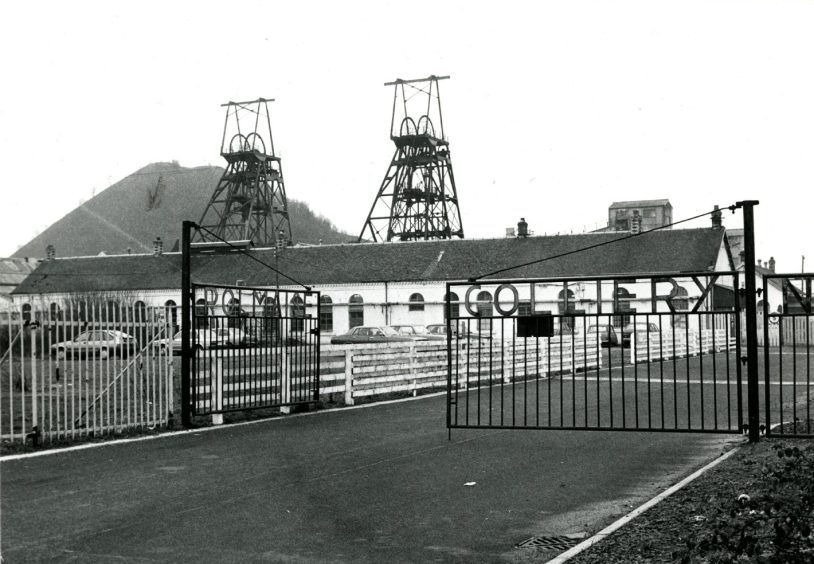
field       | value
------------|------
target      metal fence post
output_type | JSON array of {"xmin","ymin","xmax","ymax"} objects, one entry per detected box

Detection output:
[
  {"xmin": 181, "ymin": 220, "xmax": 193, "ymax": 427},
  {"xmin": 740, "ymin": 200, "xmax": 761, "ymax": 442},
  {"xmin": 344, "ymin": 348, "xmax": 354, "ymax": 406},
  {"xmin": 212, "ymin": 355, "xmax": 223, "ymax": 425}
]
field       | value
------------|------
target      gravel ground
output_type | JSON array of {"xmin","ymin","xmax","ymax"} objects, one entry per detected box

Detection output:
[{"xmin": 568, "ymin": 435, "xmax": 814, "ymax": 563}]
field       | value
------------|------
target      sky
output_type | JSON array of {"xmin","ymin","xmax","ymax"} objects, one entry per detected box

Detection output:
[{"xmin": 2, "ymin": 0, "xmax": 813, "ymax": 273}]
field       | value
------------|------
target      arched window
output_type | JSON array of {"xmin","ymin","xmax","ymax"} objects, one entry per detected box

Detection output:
[
  {"xmin": 134, "ymin": 300, "xmax": 147, "ymax": 322},
  {"xmin": 21, "ymin": 303, "xmax": 31, "ymax": 324},
  {"xmin": 290, "ymin": 295, "xmax": 305, "ymax": 332},
  {"xmin": 194, "ymin": 299, "xmax": 208, "ymax": 329},
  {"xmin": 105, "ymin": 300, "xmax": 120, "ymax": 322},
  {"xmin": 557, "ymin": 289, "xmax": 576, "ymax": 313},
  {"xmin": 262, "ymin": 296, "xmax": 280, "ymax": 341},
  {"xmin": 49, "ymin": 302, "xmax": 61, "ymax": 321},
  {"xmin": 612, "ymin": 288, "xmax": 632, "ymax": 327},
  {"xmin": 476, "ymin": 291, "xmax": 493, "ymax": 332},
  {"xmin": 349, "ymin": 294, "xmax": 364, "ymax": 329},
  {"xmin": 319, "ymin": 295, "xmax": 333, "ymax": 333},
  {"xmin": 226, "ymin": 298, "xmax": 242, "ymax": 328},
  {"xmin": 409, "ymin": 293, "xmax": 425, "ymax": 312},
  {"xmin": 165, "ymin": 300, "xmax": 178, "ymax": 329},
  {"xmin": 674, "ymin": 287, "xmax": 689, "ymax": 311},
  {"xmin": 76, "ymin": 300, "xmax": 88, "ymax": 322},
  {"xmin": 445, "ymin": 292, "xmax": 460, "ymax": 320},
  {"xmin": 671, "ymin": 287, "xmax": 689, "ymax": 330},
  {"xmin": 558, "ymin": 288, "xmax": 577, "ymax": 332}
]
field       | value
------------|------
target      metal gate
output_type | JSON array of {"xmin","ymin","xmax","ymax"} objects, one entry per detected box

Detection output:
[
  {"xmin": 763, "ymin": 273, "xmax": 813, "ymax": 437},
  {"xmin": 1, "ymin": 302, "xmax": 174, "ymax": 446},
  {"xmin": 187, "ymin": 283, "xmax": 320, "ymax": 417},
  {"xmin": 446, "ymin": 272, "xmax": 745, "ymax": 434}
]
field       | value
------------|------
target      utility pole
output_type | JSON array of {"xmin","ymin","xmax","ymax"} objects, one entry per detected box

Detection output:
[{"xmin": 739, "ymin": 200, "xmax": 760, "ymax": 442}]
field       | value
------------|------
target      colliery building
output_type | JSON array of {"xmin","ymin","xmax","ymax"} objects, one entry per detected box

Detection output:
[{"xmin": 12, "ymin": 222, "xmax": 735, "ymax": 337}]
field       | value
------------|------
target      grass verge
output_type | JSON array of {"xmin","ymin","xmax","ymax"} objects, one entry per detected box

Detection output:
[{"xmin": 568, "ymin": 437, "xmax": 814, "ymax": 563}]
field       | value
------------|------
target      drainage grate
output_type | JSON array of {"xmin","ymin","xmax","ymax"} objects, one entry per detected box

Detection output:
[{"xmin": 515, "ymin": 533, "xmax": 588, "ymax": 550}]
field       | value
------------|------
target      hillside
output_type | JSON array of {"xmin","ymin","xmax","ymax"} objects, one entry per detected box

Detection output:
[{"xmin": 13, "ymin": 162, "xmax": 354, "ymax": 258}]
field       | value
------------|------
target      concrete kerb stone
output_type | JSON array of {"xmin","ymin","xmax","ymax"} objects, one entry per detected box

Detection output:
[{"xmin": 546, "ymin": 442, "xmax": 743, "ymax": 563}]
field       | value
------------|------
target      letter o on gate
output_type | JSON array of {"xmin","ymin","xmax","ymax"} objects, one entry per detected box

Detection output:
[
  {"xmin": 464, "ymin": 285, "xmax": 481, "ymax": 316},
  {"xmin": 221, "ymin": 289, "xmax": 236, "ymax": 316},
  {"xmin": 494, "ymin": 283, "xmax": 519, "ymax": 316}
]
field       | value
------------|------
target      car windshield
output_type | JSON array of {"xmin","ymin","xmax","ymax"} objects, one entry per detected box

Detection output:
[
  {"xmin": 411, "ymin": 326, "xmax": 430, "ymax": 335},
  {"xmin": 380, "ymin": 326, "xmax": 399, "ymax": 336}
]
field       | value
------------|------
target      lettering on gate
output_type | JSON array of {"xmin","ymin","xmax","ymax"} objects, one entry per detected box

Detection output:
[
  {"xmin": 458, "ymin": 275, "xmax": 727, "ymax": 318},
  {"xmin": 197, "ymin": 286, "xmax": 309, "ymax": 316}
]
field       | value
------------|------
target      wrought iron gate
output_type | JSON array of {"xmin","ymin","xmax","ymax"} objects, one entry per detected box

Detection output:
[
  {"xmin": 446, "ymin": 272, "xmax": 745, "ymax": 433},
  {"xmin": 187, "ymin": 283, "xmax": 320, "ymax": 417},
  {"xmin": 763, "ymin": 273, "xmax": 813, "ymax": 437}
]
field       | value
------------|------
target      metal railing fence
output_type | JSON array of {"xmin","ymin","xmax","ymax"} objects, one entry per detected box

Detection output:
[{"xmin": 1, "ymin": 303, "xmax": 175, "ymax": 447}]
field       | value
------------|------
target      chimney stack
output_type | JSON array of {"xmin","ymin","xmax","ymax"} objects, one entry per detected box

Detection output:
[
  {"xmin": 768, "ymin": 257, "xmax": 775, "ymax": 272},
  {"xmin": 153, "ymin": 237, "xmax": 163, "ymax": 256},
  {"xmin": 757, "ymin": 258, "xmax": 762, "ymax": 268},
  {"xmin": 517, "ymin": 218, "xmax": 528, "ymax": 238},
  {"xmin": 630, "ymin": 211, "xmax": 642, "ymax": 234},
  {"xmin": 45, "ymin": 244, "xmax": 55, "ymax": 261},
  {"xmin": 711, "ymin": 205, "xmax": 722, "ymax": 228},
  {"xmin": 276, "ymin": 230, "xmax": 287, "ymax": 249}
]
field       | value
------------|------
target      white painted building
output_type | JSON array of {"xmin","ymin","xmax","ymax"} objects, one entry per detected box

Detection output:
[{"xmin": 13, "ymin": 225, "xmax": 736, "ymax": 337}]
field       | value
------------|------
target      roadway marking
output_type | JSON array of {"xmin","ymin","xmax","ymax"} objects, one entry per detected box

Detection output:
[{"xmin": 545, "ymin": 377, "xmax": 807, "ymax": 386}]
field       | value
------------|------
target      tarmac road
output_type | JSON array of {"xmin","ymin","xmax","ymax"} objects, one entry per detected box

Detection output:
[{"xmin": 2, "ymin": 391, "xmax": 738, "ymax": 563}]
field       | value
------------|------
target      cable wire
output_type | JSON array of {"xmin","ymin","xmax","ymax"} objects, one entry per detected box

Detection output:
[
  {"xmin": 469, "ymin": 204, "xmax": 741, "ymax": 282},
  {"xmin": 195, "ymin": 225, "xmax": 311, "ymax": 291}
]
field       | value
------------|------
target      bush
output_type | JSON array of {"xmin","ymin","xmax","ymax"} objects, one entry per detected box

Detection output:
[{"xmin": 679, "ymin": 443, "xmax": 814, "ymax": 563}]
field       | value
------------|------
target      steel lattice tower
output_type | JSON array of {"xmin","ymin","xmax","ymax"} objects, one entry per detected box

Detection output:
[
  {"xmin": 359, "ymin": 76, "xmax": 464, "ymax": 242},
  {"xmin": 196, "ymin": 98, "xmax": 291, "ymax": 246}
]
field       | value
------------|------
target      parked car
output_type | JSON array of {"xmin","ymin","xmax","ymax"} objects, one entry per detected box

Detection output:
[
  {"xmin": 426, "ymin": 323, "xmax": 492, "ymax": 342},
  {"xmin": 426, "ymin": 324, "xmax": 451, "ymax": 337},
  {"xmin": 51, "ymin": 330, "xmax": 138, "ymax": 359},
  {"xmin": 621, "ymin": 321, "xmax": 662, "ymax": 348},
  {"xmin": 586, "ymin": 324, "xmax": 620, "ymax": 347},
  {"xmin": 212, "ymin": 327, "xmax": 248, "ymax": 347},
  {"xmin": 389, "ymin": 325, "xmax": 445, "ymax": 341},
  {"xmin": 154, "ymin": 329, "xmax": 232, "ymax": 355},
  {"xmin": 330, "ymin": 326, "xmax": 415, "ymax": 345}
]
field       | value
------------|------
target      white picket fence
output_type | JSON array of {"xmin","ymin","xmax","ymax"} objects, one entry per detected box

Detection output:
[
  {"xmin": 630, "ymin": 329, "xmax": 738, "ymax": 363},
  {"xmin": 4, "ymin": 309, "xmax": 604, "ymax": 445},
  {"xmin": 1, "ymin": 304, "xmax": 175, "ymax": 446},
  {"xmin": 320, "ymin": 337, "xmax": 602, "ymax": 405},
  {"xmin": 756, "ymin": 316, "xmax": 814, "ymax": 347}
]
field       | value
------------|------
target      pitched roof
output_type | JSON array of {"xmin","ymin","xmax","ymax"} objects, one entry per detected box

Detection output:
[
  {"xmin": 13, "ymin": 228, "xmax": 728, "ymax": 295},
  {"xmin": 0, "ymin": 258, "xmax": 39, "ymax": 293},
  {"xmin": 738, "ymin": 263, "xmax": 784, "ymax": 291},
  {"xmin": 609, "ymin": 199, "xmax": 672, "ymax": 209}
]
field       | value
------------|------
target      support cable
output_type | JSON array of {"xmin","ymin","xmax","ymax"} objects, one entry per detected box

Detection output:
[
  {"xmin": 195, "ymin": 224, "xmax": 311, "ymax": 291},
  {"xmin": 469, "ymin": 203, "xmax": 742, "ymax": 282}
]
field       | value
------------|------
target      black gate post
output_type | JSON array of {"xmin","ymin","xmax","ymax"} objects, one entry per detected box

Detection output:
[
  {"xmin": 740, "ymin": 200, "xmax": 761, "ymax": 442},
  {"xmin": 181, "ymin": 220, "xmax": 194, "ymax": 428}
]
